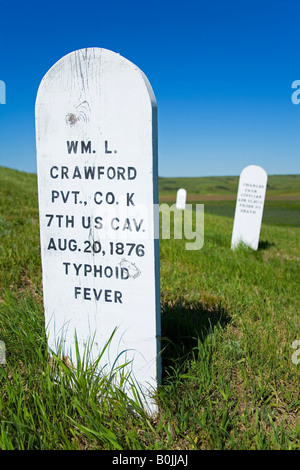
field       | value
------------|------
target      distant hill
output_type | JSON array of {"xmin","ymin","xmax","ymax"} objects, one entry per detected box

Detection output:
[{"xmin": 159, "ymin": 174, "xmax": 300, "ymax": 201}]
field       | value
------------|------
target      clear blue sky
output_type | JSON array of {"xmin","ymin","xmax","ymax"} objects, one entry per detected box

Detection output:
[{"xmin": 0, "ymin": 0, "xmax": 300, "ymax": 177}]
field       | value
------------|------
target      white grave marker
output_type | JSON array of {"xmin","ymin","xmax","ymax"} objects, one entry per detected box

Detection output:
[
  {"xmin": 35, "ymin": 48, "xmax": 161, "ymax": 412},
  {"xmin": 0, "ymin": 340, "xmax": 5, "ymax": 364},
  {"xmin": 176, "ymin": 188, "xmax": 187, "ymax": 210},
  {"xmin": 231, "ymin": 165, "xmax": 267, "ymax": 250}
]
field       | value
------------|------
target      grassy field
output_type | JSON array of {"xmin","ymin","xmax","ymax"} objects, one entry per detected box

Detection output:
[
  {"xmin": 0, "ymin": 166, "xmax": 299, "ymax": 450},
  {"xmin": 159, "ymin": 174, "xmax": 300, "ymax": 199},
  {"xmin": 159, "ymin": 174, "xmax": 300, "ymax": 228}
]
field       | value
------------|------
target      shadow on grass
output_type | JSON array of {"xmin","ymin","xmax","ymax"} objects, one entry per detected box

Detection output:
[
  {"xmin": 258, "ymin": 240, "xmax": 275, "ymax": 250},
  {"xmin": 160, "ymin": 299, "xmax": 231, "ymax": 378}
]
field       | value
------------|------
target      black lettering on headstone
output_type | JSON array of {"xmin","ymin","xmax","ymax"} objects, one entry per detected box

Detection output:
[{"xmin": 67, "ymin": 141, "xmax": 78, "ymax": 154}]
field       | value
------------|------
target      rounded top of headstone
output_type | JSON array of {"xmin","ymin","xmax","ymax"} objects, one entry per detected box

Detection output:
[
  {"xmin": 36, "ymin": 47, "xmax": 156, "ymax": 109},
  {"xmin": 240, "ymin": 164, "xmax": 268, "ymax": 180}
]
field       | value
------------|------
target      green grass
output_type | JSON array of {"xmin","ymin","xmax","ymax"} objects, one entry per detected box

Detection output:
[
  {"xmin": 199, "ymin": 200, "xmax": 300, "ymax": 227},
  {"xmin": 159, "ymin": 174, "xmax": 300, "ymax": 198},
  {"xmin": 0, "ymin": 166, "xmax": 299, "ymax": 450},
  {"xmin": 159, "ymin": 173, "xmax": 300, "ymax": 228}
]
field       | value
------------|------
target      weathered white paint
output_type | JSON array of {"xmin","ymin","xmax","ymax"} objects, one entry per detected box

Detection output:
[
  {"xmin": 176, "ymin": 188, "xmax": 187, "ymax": 210},
  {"xmin": 231, "ymin": 165, "xmax": 267, "ymax": 250},
  {"xmin": 35, "ymin": 48, "xmax": 161, "ymax": 413}
]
